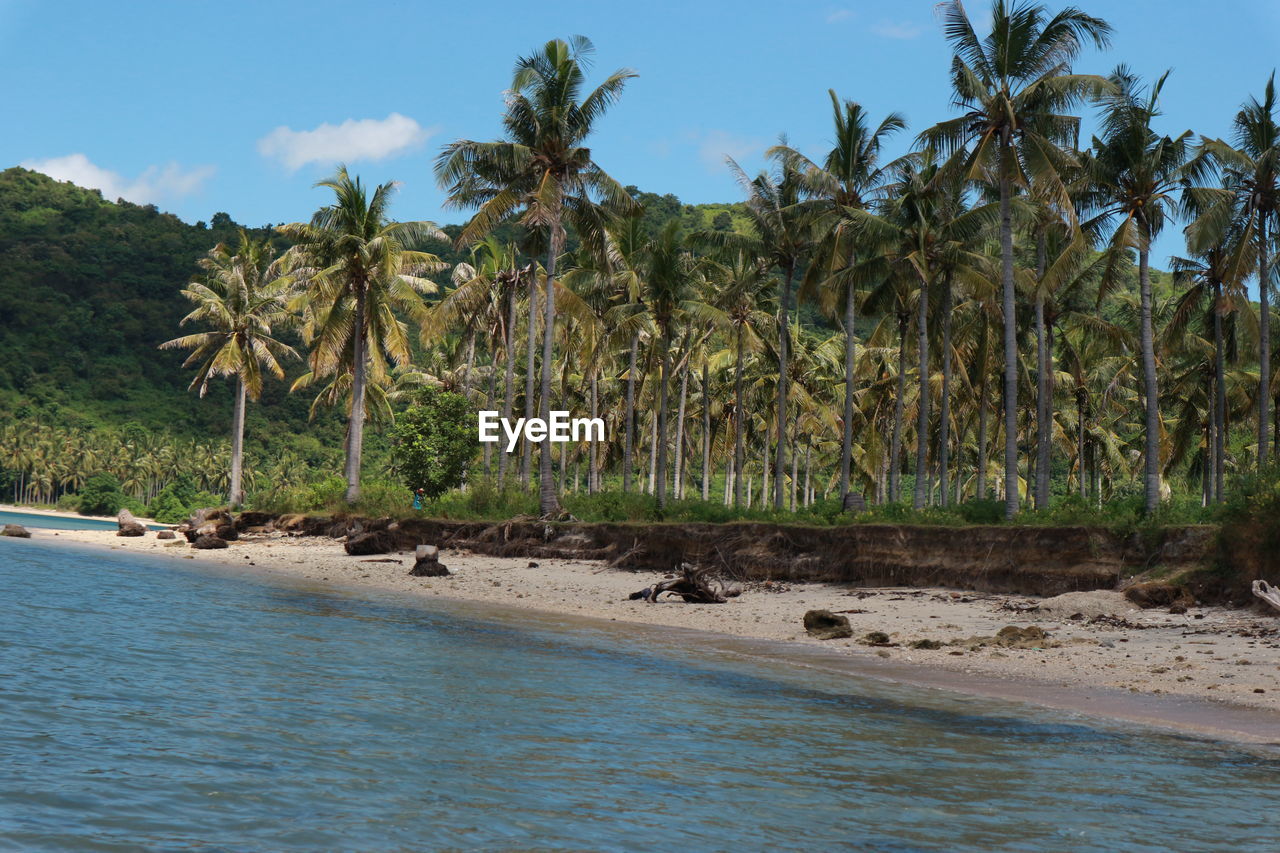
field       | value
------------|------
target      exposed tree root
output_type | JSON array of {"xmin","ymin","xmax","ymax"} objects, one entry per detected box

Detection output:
[{"xmin": 631, "ymin": 565, "xmax": 742, "ymax": 604}]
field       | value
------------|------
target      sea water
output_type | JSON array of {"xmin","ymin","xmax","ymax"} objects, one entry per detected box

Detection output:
[
  {"xmin": 1, "ymin": 538, "xmax": 1277, "ymax": 851},
  {"xmin": 0, "ymin": 509, "xmax": 161, "ymax": 532}
]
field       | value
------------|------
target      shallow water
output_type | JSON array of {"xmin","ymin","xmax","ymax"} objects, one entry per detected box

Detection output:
[
  {"xmin": 2, "ymin": 539, "xmax": 1277, "ymax": 851},
  {"xmin": 0, "ymin": 509, "xmax": 159, "ymax": 532}
]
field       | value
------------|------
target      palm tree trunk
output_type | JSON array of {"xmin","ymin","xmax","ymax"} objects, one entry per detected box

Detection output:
[
  {"xmin": 999, "ymin": 152, "xmax": 1019, "ymax": 519},
  {"xmin": 344, "ymin": 284, "xmax": 368, "ymax": 504},
  {"xmin": 734, "ymin": 326, "xmax": 745, "ymax": 509},
  {"xmin": 1139, "ymin": 245, "xmax": 1160, "ymax": 514},
  {"xmin": 499, "ymin": 279, "xmax": 518, "ymax": 486},
  {"xmin": 890, "ymin": 312, "xmax": 908, "ymax": 502},
  {"xmin": 655, "ymin": 328, "xmax": 671, "ymax": 509},
  {"xmin": 673, "ymin": 347, "xmax": 690, "ymax": 501},
  {"xmin": 977, "ymin": 316, "xmax": 990, "ymax": 500},
  {"xmin": 538, "ymin": 230, "xmax": 561, "ymax": 516},
  {"xmin": 1034, "ymin": 295, "xmax": 1051, "ymax": 510},
  {"xmin": 1259, "ymin": 219, "xmax": 1272, "ymax": 464},
  {"xmin": 1034, "ymin": 234, "xmax": 1050, "ymax": 511},
  {"xmin": 483, "ymin": 363, "xmax": 498, "ymax": 479},
  {"xmin": 229, "ymin": 375, "xmax": 246, "ymax": 507},
  {"xmin": 1203, "ymin": 404, "xmax": 1213, "ymax": 507},
  {"xmin": 1214, "ymin": 280, "xmax": 1226, "ymax": 503},
  {"xmin": 589, "ymin": 371, "xmax": 599, "ymax": 494},
  {"xmin": 623, "ymin": 333, "xmax": 639, "ymax": 493},
  {"xmin": 913, "ymin": 273, "xmax": 930, "ymax": 511},
  {"xmin": 1077, "ymin": 390, "xmax": 1087, "ymax": 500},
  {"xmin": 461, "ymin": 328, "xmax": 476, "ymax": 397},
  {"xmin": 701, "ymin": 361, "xmax": 712, "ymax": 502},
  {"xmin": 648, "ymin": 410, "xmax": 658, "ymax": 495},
  {"xmin": 789, "ymin": 423, "xmax": 799, "ymax": 511},
  {"xmin": 774, "ymin": 262, "xmax": 795, "ymax": 509},
  {"xmin": 522, "ymin": 272, "xmax": 539, "ymax": 489},
  {"xmin": 839, "ymin": 273, "xmax": 857, "ymax": 503},
  {"xmin": 938, "ymin": 273, "xmax": 953, "ymax": 507}
]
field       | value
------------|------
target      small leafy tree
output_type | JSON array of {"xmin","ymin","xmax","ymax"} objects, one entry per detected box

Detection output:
[
  {"xmin": 79, "ymin": 473, "xmax": 126, "ymax": 516},
  {"xmin": 390, "ymin": 389, "xmax": 476, "ymax": 500}
]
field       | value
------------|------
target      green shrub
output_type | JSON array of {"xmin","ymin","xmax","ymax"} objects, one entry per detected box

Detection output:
[
  {"xmin": 564, "ymin": 490, "xmax": 658, "ymax": 522},
  {"xmin": 955, "ymin": 499, "xmax": 1006, "ymax": 524},
  {"xmin": 55, "ymin": 493, "xmax": 81, "ymax": 512},
  {"xmin": 389, "ymin": 389, "xmax": 475, "ymax": 499},
  {"xmin": 78, "ymin": 473, "xmax": 126, "ymax": 516}
]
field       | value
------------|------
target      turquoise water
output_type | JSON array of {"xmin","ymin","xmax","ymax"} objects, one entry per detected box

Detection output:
[
  {"xmin": 2, "ymin": 539, "xmax": 1278, "ymax": 851},
  {"xmin": 0, "ymin": 509, "xmax": 160, "ymax": 532}
]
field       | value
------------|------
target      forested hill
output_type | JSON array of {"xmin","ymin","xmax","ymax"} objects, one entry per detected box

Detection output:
[
  {"xmin": 0, "ymin": 168, "xmax": 751, "ymax": 438},
  {"xmin": 0, "ymin": 167, "xmax": 278, "ymax": 430}
]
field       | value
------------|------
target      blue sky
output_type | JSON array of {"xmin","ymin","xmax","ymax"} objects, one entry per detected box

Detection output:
[{"xmin": 3, "ymin": 0, "xmax": 1278, "ymax": 267}]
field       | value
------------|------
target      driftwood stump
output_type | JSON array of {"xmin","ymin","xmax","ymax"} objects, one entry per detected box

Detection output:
[
  {"xmin": 1252, "ymin": 580, "xmax": 1280, "ymax": 614},
  {"xmin": 643, "ymin": 565, "xmax": 739, "ymax": 604}
]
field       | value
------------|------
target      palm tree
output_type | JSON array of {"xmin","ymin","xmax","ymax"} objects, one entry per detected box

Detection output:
[
  {"xmin": 707, "ymin": 252, "xmax": 774, "ymax": 508},
  {"xmin": 279, "ymin": 167, "xmax": 445, "ymax": 503},
  {"xmin": 772, "ymin": 92, "xmax": 905, "ymax": 506},
  {"xmin": 1191, "ymin": 74, "xmax": 1280, "ymax": 464},
  {"xmin": 436, "ymin": 35, "xmax": 638, "ymax": 516},
  {"xmin": 723, "ymin": 154, "xmax": 811, "ymax": 509},
  {"xmin": 161, "ymin": 230, "xmax": 297, "ymax": 506},
  {"xmin": 923, "ymin": 0, "xmax": 1112, "ymax": 518},
  {"xmin": 1169, "ymin": 216, "xmax": 1253, "ymax": 501},
  {"xmin": 1089, "ymin": 67, "xmax": 1191, "ymax": 513}
]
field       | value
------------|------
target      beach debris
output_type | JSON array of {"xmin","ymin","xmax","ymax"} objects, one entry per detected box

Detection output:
[
  {"xmin": 645, "ymin": 564, "xmax": 737, "ymax": 604},
  {"xmin": 995, "ymin": 625, "xmax": 1049, "ymax": 648},
  {"xmin": 802, "ymin": 610, "xmax": 853, "ymax": 640},
  {"xmin": 909, "ymin": 639, "xmax": 944, "ymax": 650},
  {"xmin": 998, "ymin": 599, "xmax": 1041, "ymax": 613},
  {"xmin": 410, "ymin": 543, "xmax": 450, "ymax": 577},
  {"xmin": 345, "ymin": 530, "xmax": 394, "ymax": 556},
  {"xmin": 116, "ymin": 509, "xmax": 146, "ymax": 537},
  {"xmin": 192, "ymin": 535, "xmax": 228, "ymax": 550},
  {"xmin": 1252, "ymin": 580, "xmax": 1280, "ymax": 615},
  {"xmin": 1036, "ymin": 590, "xmax": 1136, "ymax": 620},
  {"xmin": 1125, "ymin": 582, "xmax": 1195, "ymax": 610},
  {"xmin": 156, "ymin": 530, "xmax": 176, "ymax": 540},
  {"xmin": 861, "ymin": 631, "xmax": 892, "ymax": 646},
  {"xmin": 1, "ymin": 524, "xmax": 31, "ymax": 538}
]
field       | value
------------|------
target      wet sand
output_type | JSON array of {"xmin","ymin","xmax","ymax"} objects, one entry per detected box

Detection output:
[{"xmin": 14, "ymin": 522, "xmax": 1280, "ymax": 742}]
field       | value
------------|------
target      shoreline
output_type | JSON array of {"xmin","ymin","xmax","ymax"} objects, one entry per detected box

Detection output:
[
  {"xmin": 13, "ymin": 525, "xmax": 1280, "ymax": 745},
  {"xmin": 0, "ymin": 504, "xmax": 158, "ymax": 525}
]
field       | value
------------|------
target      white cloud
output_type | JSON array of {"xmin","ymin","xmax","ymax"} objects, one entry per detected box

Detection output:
[
  {"xmin": 695, "ymin": 130, "xmax": 767, "ymax": 173},
  {"xmin": 826, "ymin": 8, "xmax": 853, "ymax": 23},
  {"xmin": 872, "ymin": 19, "xmax": 922, "ymax": 39},
  {"xmin": 257, "ymin": 113, "xmax": 432, "ymax": 171},
  {"xmin": 20, "ymin": 153, "xmax": 214, "ymax": 204}
]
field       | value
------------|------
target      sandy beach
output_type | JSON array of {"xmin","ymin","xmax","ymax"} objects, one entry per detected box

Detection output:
[{"xmin": 11, "ymin": 514, "xmax": 1279, "ymax": 733}]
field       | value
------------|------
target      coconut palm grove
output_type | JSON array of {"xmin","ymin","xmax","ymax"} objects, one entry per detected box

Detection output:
[{"xmin": 3, "ymin": 1, "xmax": 1280, "ymax": 528}]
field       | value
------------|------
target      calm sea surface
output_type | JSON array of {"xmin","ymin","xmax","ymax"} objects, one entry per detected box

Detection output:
[
  {"xmin": 0, "ymin": 509, "xmax": 161, "ymax": 532},
  {"xmin": 2, "ymin": 538, "xmax": 1278, "ymax": 851}
]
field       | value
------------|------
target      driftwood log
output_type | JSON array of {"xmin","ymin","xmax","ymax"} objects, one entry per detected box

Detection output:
[
  {"xmin": 636, "ymin": 565, "xmax": 740, "ymax": 604},
  {"xmin": 1252, "ymin": 580, "xmax": 1280, "ymax": 614}
]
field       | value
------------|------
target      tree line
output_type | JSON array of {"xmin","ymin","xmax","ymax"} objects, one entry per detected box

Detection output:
[{"xmin": 13, "ymin": 0, "xmax": 1277, "ymax": 522}]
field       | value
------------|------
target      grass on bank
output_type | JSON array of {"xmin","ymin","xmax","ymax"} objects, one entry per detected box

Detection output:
[
  {"xmin": 43, "ymin": 467, "xmax": 1278, "ymax": 539},
  {"xmin": 242, "ymin": 473, "xmax": 1253, "ymax": 534}
]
